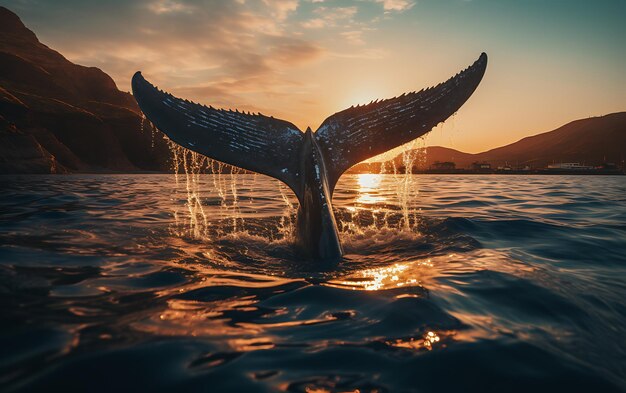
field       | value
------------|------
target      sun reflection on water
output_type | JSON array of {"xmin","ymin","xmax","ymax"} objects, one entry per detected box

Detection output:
[
  {"xmin": 386, "ymin": 331, "xmax": 444, "ymax": 351},
  {"xmin": 356, "ymin": 173, "xmax": 385, "ymax": 205},
  {"xmin": 328, "ymin": 258, "xmax": 435, "ymax": 292}
]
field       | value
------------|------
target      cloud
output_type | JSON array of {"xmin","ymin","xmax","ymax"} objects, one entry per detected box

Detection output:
[
  {"xmin": 8, "ymin": 1, "xmax": 321, "ymax": 103},
  {"xmin": 148, "ymin": 0, "xmax": 194, "ymax": 14},
  {"xmin": 301, "ymin": 18, "xmax": 325, "ymax": 29},
  {"xmin": 320, "ymin": 6, "xmax": 358, "ymax": 19},
  {"xmin": 269, "ymin": 39, "xmax": 324, "ymax": 64},
  {"xmin": 302, "ymin": 6, "xmax": 358, "ymax": 29},
  {"xmin": 341, "ymin": 30, "xmax": 365, "ymax": 45},
  {"xmin": 262, "ymin": 0, "xmax": 298, "ymax": 20},
  {"xmin": 374, "ymin": 0, "xmax": 415, "ymax": 12},
  {"xmin": 2, "ymin": 0, "xmax": 410, "ymax": 124}
]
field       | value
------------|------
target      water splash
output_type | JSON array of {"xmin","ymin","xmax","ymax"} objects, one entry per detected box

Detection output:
[
  {"xmin": 140, "ymin": 113, "xmax": 155, "ymax": 148},
  {"xmin": 340, "ymin": 138, "xmax": 426, "ymax": 240},
  {"xmin": 391, "ymin": 138, "xmax": 426, "ymax": 230},
  {"xmin": 277, "ymin": 181, "xmax": 298, "ymax": 241},
  {"xmin": 166, "ymin": 135, "xmax": 425, "ymax": 248},
  {"xmin": 170, "ymin": 143, "xmax": 210, "ymax": 240}
]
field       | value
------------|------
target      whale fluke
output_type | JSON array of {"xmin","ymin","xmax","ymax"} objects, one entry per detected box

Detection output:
[
  {"xmin": 132, "ymin": 53, "xmax": 488, "ymax": 262},
  {"xmin": 131, "ymin": 72, "xmax": 305, "ymax": 201},
  {"xmin": 316, "ymin": 52, "xmax": 487, "ymax": 192}
]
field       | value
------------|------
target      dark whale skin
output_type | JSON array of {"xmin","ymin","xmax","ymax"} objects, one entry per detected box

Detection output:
[{"xmin": 131, "ymin": 53, "xmax": 487, "ymax": 264}]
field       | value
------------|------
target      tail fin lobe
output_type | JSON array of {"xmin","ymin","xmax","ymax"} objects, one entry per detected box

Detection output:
[{"xmin": 315, "ymin": 53, "xmax": 487, "ymax": 193}]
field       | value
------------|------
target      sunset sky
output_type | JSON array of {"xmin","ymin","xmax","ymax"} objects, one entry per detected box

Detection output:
[{"xmin": 4, "ymin": 0, "xmax": 625, "ymax": 153}]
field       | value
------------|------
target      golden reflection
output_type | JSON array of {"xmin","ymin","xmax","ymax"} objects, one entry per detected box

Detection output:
[
  {"xmin": 386, "ymin": 330, "xmax": 445, "ymax": 351},
  {"xmin": 302, "ymin": 387, "xmax": 331, "ymax": 393},
  {"xmin": 133, "ymin": 298, "xmax": 260, "ymax": 338},
  {"xmin": 328, "ymin": 259, "xmax": 435, "ymax": 291},
  {"xmin": 228, "ymin": 337, "xmax": 275, "ymax": 351},
  {"xmin": 236, "ymin": 312, "xmax": 342, "ymax": 332},
  {"xmin": 357, "ymin": 173, "xmax": 382, "ymax": 189},
  {"xmin": 356, "ymin": 173, "xmax": 385, "ymax": 205}
]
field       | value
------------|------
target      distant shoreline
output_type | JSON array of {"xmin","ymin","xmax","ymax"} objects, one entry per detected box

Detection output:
[
  {"xmin": 354, "ymin": 170, "xmax": 625, "ymax": 176},
  {"xmin": 2, "ymin": 171, "xmax": 624, "ymax": 176}
]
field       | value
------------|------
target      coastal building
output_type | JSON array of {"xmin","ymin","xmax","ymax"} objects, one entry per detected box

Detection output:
[
  {"xmin": 430, "ymin": 161, "xmax": 456, "ymax": 170},
  {"xmin": 471, "ymin": 162, "xmax": 491, "ymax": 171},
  {"xmin": 597, "ymin": 162, "xmax": 618, "ymax": 170},
  {"xmin": 547, "ymin": 162, "xmax": 594, "ymax": 170}
]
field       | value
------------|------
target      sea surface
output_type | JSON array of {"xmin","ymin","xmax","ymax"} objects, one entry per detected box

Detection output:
[{"xmin": 1, "ymin": 174, "xmax": 625, "ymax": 392}]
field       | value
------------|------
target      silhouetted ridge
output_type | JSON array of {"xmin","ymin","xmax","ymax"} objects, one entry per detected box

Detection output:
[
  {"xmin": 368, "ymin": 112, "xmax": 626, "ymax": 170},
  {"xmin": 0, "ymin": 6, "xmax": 170, "ymax": 173}
]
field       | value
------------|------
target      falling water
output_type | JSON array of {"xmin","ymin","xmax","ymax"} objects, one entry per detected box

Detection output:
[
  {"xmin": 392, "ymin": 138, "xmax": 426, "ymax": 230},
  {"xmin": 276, "ymin": 180, "xmax": 298, "ymax": 240},
  {"xmin": 165, "ymin": 132, "xmax": 425, "ymax": 247},
  {"xmin": 170, "ymin": 143, "xmax": 210, "ymax": 240},
  {"xmin": 337, "ymin": 138, "xmax": 426, "ymax": 248}
]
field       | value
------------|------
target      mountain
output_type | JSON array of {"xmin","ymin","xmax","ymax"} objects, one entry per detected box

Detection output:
[
  {"xmin": 0, "ymin": 6, "xmax": 170, "ymax": 173},
  {"xmin": 1, "ymin": 7, "xmax": 623, "ymax": 174},
  {"xmin": 471, "ymin": 112, "xmax": 626, "ymax": 168},
  {"xmin": 364, "ymin": 112, "xmax": 625, "ymax": 171}
]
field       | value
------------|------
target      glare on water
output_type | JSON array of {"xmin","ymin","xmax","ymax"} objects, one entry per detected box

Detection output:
[
  {"xmin": 356, "ymin": 173, "xmax": 385, "ymax": 204},
  {"xmin": 2, "ymin": 171, "xmax": 625, "ymax": 391},
  {"xmin": 10, "ymin": 132, "xmax": 610, "ymax": 390},
  {"xmin": 168, "ymin": 140, "xmax": 426, "ymax": 244}
]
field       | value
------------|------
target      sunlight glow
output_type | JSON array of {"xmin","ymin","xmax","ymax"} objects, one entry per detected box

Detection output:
[
  {"xmin": 332, "ymin": 262, "xmax": 413, "ymax": 291},
  {"xmin": 357, "ymin": 173, "xmax": 382, "ymax": 189},
  {"xmin": 386, "ymin": 330, "xmax": 443, "ymax": 351},
  {"xmin": 356, "ymin": 173, "xmax": 385, "ymax": 204}
]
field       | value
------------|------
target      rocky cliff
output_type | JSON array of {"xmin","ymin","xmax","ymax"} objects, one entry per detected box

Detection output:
[{"xmin": 0, "ymin": 6, "xmax": 170, "ymax": 173}]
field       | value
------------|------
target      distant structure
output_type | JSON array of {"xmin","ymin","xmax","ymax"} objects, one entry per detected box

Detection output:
[
  {"xmin": 547, "ymin": 162, "xmax": 594, "ymax": 170},
  {"xmin": 471, "ymin": 162, "xmax": 492, "ymax": 171},
  {"xmin": 430, "ymin": 161, "xmax": 456, "ymax": 171},
  {"xmin": 598, "ymin": 162, "xmax": 619, "ymax": 170}
]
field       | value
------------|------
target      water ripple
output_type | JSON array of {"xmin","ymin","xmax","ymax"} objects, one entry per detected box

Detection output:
[{"xmin": 0, "ymin": 174, "xmax": 625, "ymax": 392}]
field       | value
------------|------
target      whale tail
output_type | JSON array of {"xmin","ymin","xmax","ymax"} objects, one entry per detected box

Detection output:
[
  {"xmin": 131, "ymin": 52, "xmax": 487, "ymax": 201},
  {"xmin": 131, "ymin": 72, "xmax": 306, "ymax": 200},
  {"xmin": 315, "ymin": 53, "xmax": 487, "ymax": 193}
]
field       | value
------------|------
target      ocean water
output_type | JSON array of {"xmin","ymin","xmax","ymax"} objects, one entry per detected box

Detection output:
[{"xmin": 1, "ymin": 174, "xmax": 625, "ymax": 392}]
